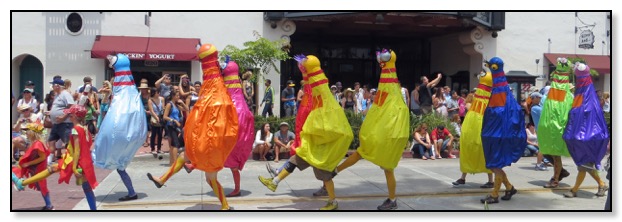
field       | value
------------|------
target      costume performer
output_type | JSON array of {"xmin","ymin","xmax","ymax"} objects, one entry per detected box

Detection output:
[
  {"xmin": 94, "ymin": 53, "xmax": 148, "ymax": 201},
  {"xmin": 561, "ymin": 62, "xmax": 609, "ymax": 198},
  {"xmin": 11, "ymin": 121, "xmax": 53, "ymax": 210},
  {"xmin": 147, "ymin": 44, "xmax": 238, "ymax": 210},
  {"xmin": 453, "ymin": 64, "xmax": 494, "ymax": 188},
  {"xmin": 331, "ymin": 49, "xmax": 410, "ymax": 210},
  {"xmin": 13, "ymin": 106, "xmax": 98, "ymax": 210},
  {"xmin": 538, "ymin": 58, "xmax": 573, "ymax": 188},
  {"xmin": 480, "ymin": 57, "xmax": 526, "ymax": 204},
  {"xmin": 258, "ymin": 54, "xmax": 353, "ymax": 210},
  {"xmin": 221, "ymin": 58, "xmax": 255, "ymax": 197}
]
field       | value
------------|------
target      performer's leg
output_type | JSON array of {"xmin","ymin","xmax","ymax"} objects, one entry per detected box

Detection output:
[
  {"xmin": 148, "ymin": 156, "xmax": 185, "ymax": 187},
  {"xmin": 553, "ymin": 156, "xmax": 562, "ymax": 181},
  {"xmin": 206, "ymin": 171, "xmax": 230, "ymax": 210},
  {"xmin": 384, "ymin": 169, "xmax": 396, "ymax": 201},
  {"xmin": 491, "ymin": 169, "xmax": 503, "ymax": 198},
  {"xmin": 487, "ymin": 173, "xmax": 494, "ymax": 183},
  {"xmin": 34, "ymin": 183, "xmax": 53, "ymax": 209},
  {"xmin": 587, "ymin": 169, "xmax": 605, "ymax": 187},
  {"xmin": 318, "ymin": 179, "xmax": 338, "ymax": 210},
  {"xmin": 570, "ymin": 169, "xmax": 587, "ymax": 193},
  {"xmin": 500, "ymin": 170, "xmax": 513, "ymax": 190},
  {"xmin": 21, "ymin": 165, "xmax": 58, "ymax": 188},
  {"xmin": 336, "ymin": 151, "xmax": 362, "ymax": 173},
  {"xmin": 117, "ymin": 169, "xmax": 137, "ymax": 199},
  {"xmin": 82, "ymin": 182, "xmax": 97, "ymax": 210},
  {"xmin": 500, "ymin": 169, "xmax": 518, "ymax": 201},
  {"xmin": 226, "ymin": 168, "xmax": 241, "ymax": 197}
]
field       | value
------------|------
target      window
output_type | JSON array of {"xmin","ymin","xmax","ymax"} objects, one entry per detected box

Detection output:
[{"xmin": 66, "ymin": 12, "xmax": 83, "ymax": 35}]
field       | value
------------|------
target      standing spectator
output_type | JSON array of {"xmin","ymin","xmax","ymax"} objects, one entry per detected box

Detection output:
[
  {"xmin": 335, "ymin": 81, "xmax": 343, "ymax": 101},
  {"xmin": 139, "ymin": 83, "xmax": 151, "ymax": 147},
  {"xmin": 260, "ymin": 79, "xmax": 274, "ymax": 117},
  {"xmin": 242, "ymin": 71, "xmax": 255, "ymax": 113},
  {"xmin": 433, "ymin": 87, "xmax": 448, "ymax": 118},
  {"xmin": 47, "ymin": 78, "xmax": 75, "ymax": 164},
  {"xmin": 331, "ymin": 85, "xmax": 339, "ymax": 102},
  {"xmin": 360, "ymin": 90, "xmax": 371, "ymax": 120},
  {"xmin": 19, "ymin": 81, "xmax": 42, "ymax": 104},
  {"xmin": 410, "ymin": 84, "xmax": 421, "ymax": 115},
  {"xmin": 418, "ymin": 73, "xmax": 443, "ymax": 114},
  {"xmin": 84, "ymin": 93, "xmax": 98, "ymax": 136},
  {"xmin": 186, "ymin": 85, "xmax": 199, "ymax": 111},
  {"xmin": 17, "ymin": 88, "xmax": 39, "ymax": 113},
  {"xmin": 458, "ymin": 89, "xmax": 468, "ymax": 121},
  {"xmin": 155, "ymin": 74, "xmax": 172, "ymax": 99},
  {"xmin": 273, "ymin": 122, "xmax": 295, "ymax": 163},
  {"xmin": 450, "ymin": 114, "xmax": 462, "ymax": 138},
  {"xmin": 296, "ymin": 80, "xmax": 305, "ymax": 112},
  {"xmin": 282, "ymin": 80, "xmax": 297, "ymax": 117},
  {"xmin": 78, "ymin": 77, "xmax": 98, "ymax": 93},
  {"xmin": 602, "ymin": 92, "xmax": 610, "ymax": 113},
  {"xmin": 443, "ymin": 86, "xmax": 452, "ymax": 102},
  {"xmin": 254, "ymin": 123, "xmax": 273, "ymax": 161},
  {"xmin": 401, "ymin": 82, "xmax": 410, "ymax": 108},
  {"xmin": 63, "ymin": 79, "xmax": 78, "ymax": 101},
  {"xmin": 529, "ymin": 92, "xmax": 555, "ymax": 172},
  {"xmin": 412, "ymin": 123, "xmax": 434, "ymax": 160},
  {"xmin": 178, "ymin": 74, "xmax": 192, "ymax": 101},
  {"xmin": 526, "ymin": 123, "xmax": 547, "ymax": 171},
  {"xmin": 430, "ymin": 125, "xmax": 456, "ymax": 159},
  {"xmin": 370, "ymin": 88, "xmax": 377, "ymax": 103},
  {"xmin": 148, "ymin": 87, "xmax": 165, "ymax": 154},
  {"xmin": 446, "ymin": 91, "xmax": 460, "ymax": 118},
  {"xmin": 341, "ymin": 88, "xmax": 357, "ymax": 112},
  {"xmin": 465, "ymin": 92, "xmax": 474, "ymax": 111},
  {"xmin": 163, "ymin": 90, "xmax": 187, "ymax": 166},
  {"xmin": 97, "ymin": 80, "xmax": 112, "ymax": 129},
  {"xmin": 353, "ymin": 82, "xmax": 363, "ymax": 114}
]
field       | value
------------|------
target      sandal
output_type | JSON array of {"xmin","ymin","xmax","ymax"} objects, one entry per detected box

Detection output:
[
  {"xmin": 422, "ymin": 156, "xmax": 428, "ymax": 160},
  {"xmin": 147, "ymin": 173, "xmax": 163, "ymax": 188},
  {"xmin": 480, "ymin": 195, "xmax": 499, "ymax": 204},
  {"xmin": 543, "ymin": 181, "xmax": 559, "ymax": 188},
  {"xmin": 501, "ymin": 187, "xmax": 517, "ymax": 200},
  {"xmin": 143, "ymin": 142, "xmax": 149, "ymax": 147},
  {"xmin": 563, "ymin": 190, "xmax": 577, "ymax": 198}
]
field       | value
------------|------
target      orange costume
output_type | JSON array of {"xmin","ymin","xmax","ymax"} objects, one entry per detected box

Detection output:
[{"xmin": 184, "ymin": 44, "xmax": 239, "ymax": 172}]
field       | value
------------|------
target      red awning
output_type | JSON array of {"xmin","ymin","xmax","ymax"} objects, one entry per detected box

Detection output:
[
  {"xmin": 544, "ymin": 53, "xmax": 610, "ymax": 74},
  {"xmin": 91, "ymin": 35, "xmax": 200, "ymax": 61}
]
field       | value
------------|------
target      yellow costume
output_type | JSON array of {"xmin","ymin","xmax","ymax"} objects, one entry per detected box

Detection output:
[{"xmin": 459, "ymin": 68, "xmax": 493, "ymax": 174}]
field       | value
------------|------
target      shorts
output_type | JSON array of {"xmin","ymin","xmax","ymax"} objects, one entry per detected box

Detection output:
[
  {"xmin": 436, "ymin": 139, "xmax": 451, "ymax": 151},
  {"xmin": 48, "ymin": 122, "xmax": 73, "ymax": 144},
  {"xmin": 288, "ymin": 155, "xmax": 334, "ymax": 181},
  {"xmin": 166, "ymin": 125, "xmax": 183, "ymax": 148}
]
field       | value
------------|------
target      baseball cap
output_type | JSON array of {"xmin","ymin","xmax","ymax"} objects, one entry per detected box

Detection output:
[
  {"xmin": 51, "ymin": 78, "xmax": 65, "ymax": 86},
  {"xmin": 64, "ymin": 104, "xmax": 87, "ymax": 118},
  {"xmin": 287, "ymin": 80, "xmax": 295, "ymax": 87},
  {"xmin": 335, "ymin": 82, "xmax": 342, "ymax": 87},
  {"xmin": 26, "ymin": 81, "xmax": 35, "ymax": 86},
  {"xmin": 23, "ymin": 88, "xmax": 34, "ymax": 93},
  {"xmin": 330, "ymin": 85, "xmax": 337, "ymax": 89},
  {"xmin": 530, "ymin": 92, "xmax": 543, "ymax": 99},
  {"xmin": 279, "ymin": 122, "xmax": 289, "ymax": 128},
  {"xmin": 49, "ymin": 75, "xmax": 62, "ymax": 84},
  {"xmin": 370, "ymin": 88, "xmax": 377, "ymax": 93}
]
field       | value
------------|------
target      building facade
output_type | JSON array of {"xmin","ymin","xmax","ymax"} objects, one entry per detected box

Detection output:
[{"xmin": 12, "ymin": 11, "xmax": 610, "ymax": 122}]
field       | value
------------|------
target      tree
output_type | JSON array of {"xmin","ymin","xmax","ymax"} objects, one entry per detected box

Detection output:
[{"xmin": 221, "ymin": 31, "xmax": 290, "ymax": 82}]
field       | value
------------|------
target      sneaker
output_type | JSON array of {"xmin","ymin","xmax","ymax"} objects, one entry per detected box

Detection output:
[
  {"xmin": 258, "ymin": 176, "xmax": 277, "ymax": 192},
  {"xmin": 447, "ymin": 154, "xmax": 457, "ymax": 159},
  {"xmin": 377, "ymin": 198, "xmax": 398, "ymax": 210},
  {"xmin": 452, "ymin": 178, "xmax": 466, "ymax": 186},
  {"xmin": 563, "ymin": 190, "xmax": 577, "ymax": 198},
  {"xmin": 265, "ymin": 163, "xmax": 277, "ymax": 178},
  {"xmin": 313, "ymin": 186, "xmax": 328, "ymax": 196},
  {"xmin": 535, "ymin": 163, "xmax": 548, "ymax": 171},
  {"xmin": 596, "ymin": 185, "xmax": 608, "ymax": 197},
  {"xmin": 500, "ymin": 187, "xmax": 517, "ymax": 200},
  {"xmin": 480, "ymin": 182, "xmax": 494, "ymax": 189},
  {"xmin": 480, "ymin": 195, "xmax": 499, "ymax": 204},
  {"xmin": 319, "ymin": 200, "xmax": 338, "ymax": 210}
]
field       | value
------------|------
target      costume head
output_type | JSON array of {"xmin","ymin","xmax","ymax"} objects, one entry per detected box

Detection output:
[
  {"xmin": 294, "ymin": 54, "xmax": 320, "ymax": 76},
  {"xmin": 376, "ymin": 49, "xmax": 396, "ymax": 69},
  {"xmin": 555, "ymin": 57, "xmax": 572, "ymax": 73},
  {"xmin": 479, "ymin": 62, "xmax": 493, "ymax": 87}
]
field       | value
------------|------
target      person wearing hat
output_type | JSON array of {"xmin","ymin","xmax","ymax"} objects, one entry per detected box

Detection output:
[
  {"xmin": 13, "ymin": 105, "xmax": 98, "ymax": 210},
  {"xmin": 138, "ymin": 82, "xmax": 151, "ymax": 147},
  {"xmin": 13, "ymin": 104, "xmax": 42, "ymax": 162},
  {"xmin": 78, "ymin": 76, "xmax": 98, "ymax": 93},
  {"xmin": 17, "ymin": 87, "xmax": 39, "ymax": 114},
  {"xmin": 335, "ymin": 81, "xmax": 343, "ymax": 100},
  {"xmin": 282, "ymin": 80, "xmax": 297, "ymax": 117},
  {"xmin": 340, "ymin": 88, "xmax": 357, "ymax": 112},
  {"xmin": 273, "ymin": 122, "xmax": 295, "ymax": 163},
  {"xmin": 11, "ymin": 121, "xmax": 54, "ymax": 210},
  {"xmin": 47, "ymin": 77, "xmax": 76, "ymax": 165},
  {"xmin": 19, "ymin": 80, "xmax": 42, "ymax": 103},
  {"xmin": 330, "ymin": 85, "xmax": 339, "ymax": 102}
]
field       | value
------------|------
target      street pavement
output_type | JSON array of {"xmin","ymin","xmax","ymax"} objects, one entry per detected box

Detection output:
[
  {"xmin": 74, "ymin": 154, "xmax": 608, "ymax": 211},
  {"xmin": 12, "ymin": 140, "xmax": 609, "ymax": 211}
]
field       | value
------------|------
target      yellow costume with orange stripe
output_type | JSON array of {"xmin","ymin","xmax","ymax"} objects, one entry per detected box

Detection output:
[
  {"xmin": 459, "ymin": 68, "xmax": 493, "ymax": 174},
  {"xmin": 295, "ymin": 55, "xmax": 354, "ymax": 172}
]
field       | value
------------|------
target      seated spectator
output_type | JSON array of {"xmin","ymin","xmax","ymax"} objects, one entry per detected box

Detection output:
[
  {"xmin": 430, "ymin": 125, "xmax": 456, "ymax": 159},
  {"xmin": 273, "ymin": 122, "xmax": 295, "ymax": 163},
  {"xmin": 12, "ymin": 105, "xmax": 42, "ymax": 161},
  {"xmin": 526, "ymin": 123, "xmax": 548, "ymax": 171},
  {"xmin": 253, "ymin": 123, "xmax": 273, "ymax": 161},
  {"xmin": 412, "ymin": 123, "xmax": 434, "ymax": 160}
]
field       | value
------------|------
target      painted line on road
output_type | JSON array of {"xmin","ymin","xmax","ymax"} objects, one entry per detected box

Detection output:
[{"xmin": 99, "ymin": 185, "xmax": 599, "ymax": 209}]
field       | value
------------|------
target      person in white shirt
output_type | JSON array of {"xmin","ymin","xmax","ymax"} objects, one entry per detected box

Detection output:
[
  {"xmin": 254, "ymin": 123, "xmax": 274, "ymax": 161},
  {"xmin": 17, "ymin": 88, "xmax": 39, "ymax": 113}
]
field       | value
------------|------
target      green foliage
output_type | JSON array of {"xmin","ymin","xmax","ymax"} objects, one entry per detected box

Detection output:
[
  {"xmin": 605, "ymin": 112, "xmax": 611, "ymax": 131},
  {"xmin": 566, "ymin": 57, "xmax": 600, "ymax": 78},
  {"xmin": 221, "ymin": 31, "xmax": 290, "ymax": 83},
  {"xmin": 344, "ymin": 110, "xmax": 364, "ymax": 149}
]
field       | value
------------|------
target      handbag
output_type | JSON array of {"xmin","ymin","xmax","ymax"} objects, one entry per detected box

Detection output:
[
  {"xmin": 43, "ymin": 115, "xmax": 53, "ymax": 128},
  {"xmin": 149, "ymin": 98, "xmax": 164, "ymax": 127}
]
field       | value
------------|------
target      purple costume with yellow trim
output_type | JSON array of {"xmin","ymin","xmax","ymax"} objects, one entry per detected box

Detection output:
[{"xmin": 223, "ymin": 60, "xmax": 255, "ymax": 170}]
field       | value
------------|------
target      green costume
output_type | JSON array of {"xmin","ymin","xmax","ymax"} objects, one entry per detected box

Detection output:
[{"xmin": 538, "ymin": 58, "xmax": 573, "ymax": 156}]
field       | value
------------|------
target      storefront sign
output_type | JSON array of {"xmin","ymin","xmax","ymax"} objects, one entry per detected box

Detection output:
[
  {"xmin": 121, "ymin": 53, "xmax": 176, "ymax": 60},
  {"xmin": 579, "ymin": 30, "xmax": 595, "ymax": 49}
]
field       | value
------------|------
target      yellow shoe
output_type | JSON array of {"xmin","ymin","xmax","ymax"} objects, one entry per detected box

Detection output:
[
  {"xmin": 319, "ymin": 200, "xmax": 338, "ymax": 210},
  {"xmin": 258, "ymin": 176, "xmax": 277, "ymax": 192}
]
